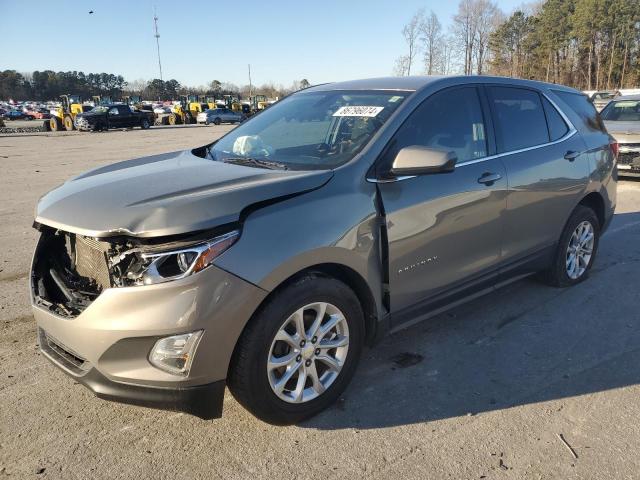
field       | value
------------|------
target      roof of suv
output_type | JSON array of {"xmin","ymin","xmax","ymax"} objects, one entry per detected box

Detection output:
[{"xmin": 306, "ymin": 75, "xmax": 579, "ymax": 94}]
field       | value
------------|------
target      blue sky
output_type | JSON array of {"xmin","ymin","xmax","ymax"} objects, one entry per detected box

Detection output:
[{"xmin": 2, "ymin": 0, "xmax": 526, "ymax": 87}]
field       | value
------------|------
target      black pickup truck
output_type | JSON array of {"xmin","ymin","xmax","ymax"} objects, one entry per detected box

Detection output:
[{"xmin": 75, "ymin": 104, "xmax": 155, "ymax": 131}]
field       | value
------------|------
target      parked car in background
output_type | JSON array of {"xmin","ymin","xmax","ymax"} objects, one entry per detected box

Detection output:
[
  {"xmin": 25, "ymin": 108, "xmax": 51, "ymax": 119},
  {"xmin": 30, "ymin": 76, "xmax": 616, "ymax": 425},
  {"xmin": 74, "ymin": 104, "xmax": 154, "ymax": 131},
  {"xmin": 586, "ymin": 90, "xmax": 619, "ymax": 111},
  {"xmin": 2, "ymin": 110, "xmax": 34, "ymax": 120},
  {"xmin": 197, "ymin": 107, "xmax": 244, "ymax": 125},
  {"xmin": 601, "ymin": 95, "xmax": 640, "ymax": 176}
]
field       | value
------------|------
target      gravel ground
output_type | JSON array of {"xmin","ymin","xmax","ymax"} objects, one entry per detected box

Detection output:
[{"xmin": 1, "ymin": 127, "xmax": 639, "ymax": 479}]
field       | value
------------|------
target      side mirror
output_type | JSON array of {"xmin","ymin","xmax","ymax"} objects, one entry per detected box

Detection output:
[{"xmin": 390, "ymin": 146, "xmax": 457, "ymax": 176}]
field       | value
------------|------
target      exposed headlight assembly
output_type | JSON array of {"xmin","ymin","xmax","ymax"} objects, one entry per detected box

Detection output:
[{"xmin": 115, "ymin": 230, "xmax": 239, "ymax": 286}]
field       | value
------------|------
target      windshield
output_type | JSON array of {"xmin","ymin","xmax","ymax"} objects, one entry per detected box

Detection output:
[
  {"xmin": 209, "ymin": 90, "xmax": 408, "ymax": 170},
  {"xmin": 600, "ymin": 100, "xmax": 640, "ymax": 121}
]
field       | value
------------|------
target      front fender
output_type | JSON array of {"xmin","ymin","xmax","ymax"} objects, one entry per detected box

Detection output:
[{"xmin": 215, "ymin": 177, "xmax": 385, "ymax": 318}]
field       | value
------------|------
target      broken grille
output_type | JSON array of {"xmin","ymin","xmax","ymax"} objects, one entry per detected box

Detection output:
[{"xmin": 74, "ymin": 235, "xmax": 111, "ymax": 289}]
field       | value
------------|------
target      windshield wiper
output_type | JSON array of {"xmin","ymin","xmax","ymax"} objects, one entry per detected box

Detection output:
[{"xmin": 223, "ymin": 157, "xmax": 288, "ymax": 170}]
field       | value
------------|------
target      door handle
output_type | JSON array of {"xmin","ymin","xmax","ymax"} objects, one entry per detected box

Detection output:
[
  {"xmin": 564, "ymin": 150, "xmax": 581, "ymax": 161},
  {"xmin": 477, "ymin": 172, "xmax": 502, "ymax": 185}
]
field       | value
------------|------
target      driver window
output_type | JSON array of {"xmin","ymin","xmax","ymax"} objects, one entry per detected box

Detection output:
[
  {"xmin": 108, "ymin": 107, "xmax": 119, "ymax": 115},
  {"xmin": 383, "ymin": 86, "xmax": 487, "ymax": 170}
]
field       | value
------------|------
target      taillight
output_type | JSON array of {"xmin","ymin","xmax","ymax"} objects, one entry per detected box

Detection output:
[{"xmin": 610, "ymin": 141, "xmax": 619, "ymax": 162}]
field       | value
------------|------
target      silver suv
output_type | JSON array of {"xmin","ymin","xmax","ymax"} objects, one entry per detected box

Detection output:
[{"xmin": 31, "ymin": 76, "xmax": 617, "ymax": 425}]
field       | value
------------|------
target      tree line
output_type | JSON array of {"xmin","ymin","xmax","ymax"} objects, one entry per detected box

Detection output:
[
  {"xmin": 395, "ymin": 0, "xmax": 640, "ymax": 90},
  {"xmin": 0, "ymin": 70, "xmax": 312, "ymax": 101}
]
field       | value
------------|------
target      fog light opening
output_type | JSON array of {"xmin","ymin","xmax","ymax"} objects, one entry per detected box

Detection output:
[{"xmin": 149, "ymin": 330, "xmax": 203, "ymax": 376}]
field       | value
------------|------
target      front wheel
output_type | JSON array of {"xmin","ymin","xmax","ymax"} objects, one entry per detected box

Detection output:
[
  {"xmin": 141, "ymin": 118, "xmax": 150, "ymax": 129},
  {"xmin": 228, "ymin": 275, "xmax": 364, "ymax": 425},
  {"xmin": 213, "ymin": 117, "xmax": 221, "ymax": 125},
  {"xmin": 540, "ymin": 205, "xmax": 600, "ymax": 287}
]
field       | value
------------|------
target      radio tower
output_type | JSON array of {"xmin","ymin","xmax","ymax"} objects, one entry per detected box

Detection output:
[{"xmin": 153, "ymin": 9, "xmax": 163, "ymax": 81}]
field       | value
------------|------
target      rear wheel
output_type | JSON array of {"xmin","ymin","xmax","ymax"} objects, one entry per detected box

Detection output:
[
  {"xmin": 228, "ymin": 275, "xmax": 364, "ymax": 425},
  {"xmin": 214, "ymin": 117, "xmax": 221, "ymax": 125},
  {"xmin": 541, "ymin": 205, "xmax": 600, "ymax": 287},
  {"xmin": 168, "ymin": 113, "xmax": 178, "ymax": 125},
  {"xmin": 141, "ymin": 118, "xmax": 150, "ymax": 129},
  {"xmin": 50, "ymin": 117, "xmax": 62, "ymax": 131},
  {"xmin": 63, "ymin": 115, "xmax": 74, "ymax": 131},
  {"xmin": 205, "ymin": 118, "xmax": 211, "ymax": 126}
]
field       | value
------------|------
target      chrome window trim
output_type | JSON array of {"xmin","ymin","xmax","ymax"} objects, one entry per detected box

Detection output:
[{"xmin": 367, "ymin": 90, "xmax": 578, "ymax": 183}]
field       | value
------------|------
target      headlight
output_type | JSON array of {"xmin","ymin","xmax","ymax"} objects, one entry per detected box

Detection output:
[
  {"xmin": 149, "ymin": 330, "xmax": 203, "ymax": 375},
  {"xmin": 119, "ymin": 230, "xmax": 239, "ymax": 286}
]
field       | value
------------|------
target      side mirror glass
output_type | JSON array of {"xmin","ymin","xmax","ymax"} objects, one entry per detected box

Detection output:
[{"xmin": 390, "ymin": 146, "xmax": 457, "ymax": 176}]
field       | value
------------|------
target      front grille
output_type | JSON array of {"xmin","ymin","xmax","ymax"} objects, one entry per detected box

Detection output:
[
  {"xmin": 618, "ymin": 152, "xmax": 640, "ymax": 167},
  {"xmin": 39, "ymin": 328, "xmax": 88, "ymax": 374},
  {"xmin": 74, "ymin": 235, "xmax": 111, "ymax": 289}
]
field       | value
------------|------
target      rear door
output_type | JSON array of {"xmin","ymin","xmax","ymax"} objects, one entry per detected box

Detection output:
[
  {"xmin": 117, "ymin": 105, "xmax": 135, "ymax": 127},
  {"xmin": 484, "ymin": 86, "xmax": 588, "ymax": 273},
  {"xmin": 376, "ymin": 86, "xmax": 508, "ymax": 319}
]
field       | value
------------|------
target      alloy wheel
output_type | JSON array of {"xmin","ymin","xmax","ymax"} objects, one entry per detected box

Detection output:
[
  {"xmin": 566, "ymin": 220, "xmax": 595, "ymax": 280},
  {"xmin": 267, "ymin": 302, "xmax": 349, "ymax": 404}
]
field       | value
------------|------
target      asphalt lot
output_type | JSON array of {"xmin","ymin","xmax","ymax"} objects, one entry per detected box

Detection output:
[{"xmin": 1, "ymin": 126, "xmax": 640, "ymax": 479}]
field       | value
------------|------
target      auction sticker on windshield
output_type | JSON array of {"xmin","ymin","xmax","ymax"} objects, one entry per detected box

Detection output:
[{"xmin": 333, "ymin": 106, "xmax": 384, "ymax": 117}]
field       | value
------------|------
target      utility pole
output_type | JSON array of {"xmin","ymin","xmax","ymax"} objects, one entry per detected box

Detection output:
[
  {"xmin": 153, "ymin": 9, "xmax": 163, "ymax": 81},
  {"xmin": 248, "ymin": 64, "xmax": 252, "ymax": 101}
]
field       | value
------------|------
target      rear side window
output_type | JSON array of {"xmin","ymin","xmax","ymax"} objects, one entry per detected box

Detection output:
[
  {"xmin": 553, "ymin": 90, "xmax": 606, "ymax": 133},
  {"xmin": 542, "ymin": 97, "xmax": 569, "ymax": 141},
  {"xmin": 487, "ymin": 86, "xmax": 549, "ymax": 152},
  {"xmin": 383, "ymin": 86, "xmax": 487, "ymax": 167}
]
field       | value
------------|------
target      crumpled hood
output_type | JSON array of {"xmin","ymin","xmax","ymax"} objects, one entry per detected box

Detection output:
[{"xmin": 36, "ymin": 149, "xmax": 333, "ymax": 238}]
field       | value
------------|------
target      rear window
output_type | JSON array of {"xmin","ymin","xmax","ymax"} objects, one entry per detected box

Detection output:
[
  {"xmin": 600, "ymin": 100, "xmax": 640, "ymax": 122},
  {"xmin": 542, "ymin": 97, "xmax": 569, "ymax": 141},
  {"xmin": 488, "ymin": 86, "xmax": 549, "ymax": 152},
  {"xmin": 554, "ymin": 90, "xmax": 606, "ymax": 133}
]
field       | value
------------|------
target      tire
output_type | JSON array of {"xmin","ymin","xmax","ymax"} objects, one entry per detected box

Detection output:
[
  {"xmin": 214, "ymin": 117, "xmax": 221, "ymax": 125},
  {"xmin": 228, "ymin": 275, "xmax": 364, "ymax": 425},
  {"xmin": 205, "ymin": 119, "xmax": 210, "ymax": 126},
  {"xmin": 185, "ymin": 112, "xmax": 193, "ymax": 124},
  {"xmin": 141, "ymin": 118, "xmax": 150, "ymax": 129},
  {"xmin": 540, "ymin": 205, "xmax": 600, "ymax": 287},
  {"xmin": 63, "ymin": 115, "xmax": 74, "ymax": 131},
  {"xmin": 50, "ymin": 117, "xmax": 62, "ymax": 131},
  {"xmin": 168, "ymin": 113, "xmax": 177, "ymax": 125}
]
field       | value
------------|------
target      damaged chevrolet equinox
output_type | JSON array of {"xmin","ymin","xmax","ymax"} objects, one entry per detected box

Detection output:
[{"xmin": 31, "ymin": 77, "xmax": 616, "ymax": 425}]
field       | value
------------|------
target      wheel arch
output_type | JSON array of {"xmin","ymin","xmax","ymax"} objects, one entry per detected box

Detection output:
[
  {"xmin": 578, "ymin": 191, "xmax": 606, "ymax": 228},
  {"xmin": 229, "ymin": 261, "xmax": 380, "ymax": 380}
]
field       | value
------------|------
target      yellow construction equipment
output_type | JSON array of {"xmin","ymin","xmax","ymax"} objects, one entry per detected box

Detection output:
[
  {"xmin": 49, "ymin": 95, "xmax": 84, "ymax": 131},
  {"xmin": 167, "ymin": 95, "xmax": 206, "ymax": 125}
]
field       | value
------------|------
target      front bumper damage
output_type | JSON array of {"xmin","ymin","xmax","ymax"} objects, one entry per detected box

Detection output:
[
  {"xmin": 31, "ymin": 226, "xmax": 268, "ymax": 418},
  {"xmin": 616, "ymin": 144, "xmax": 640, "ymax": 176}
]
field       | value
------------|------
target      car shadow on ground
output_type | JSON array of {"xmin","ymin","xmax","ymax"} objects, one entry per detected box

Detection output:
[{"xmin": 302, "ymin": 210, "xmax": 640, "ymax": 430}]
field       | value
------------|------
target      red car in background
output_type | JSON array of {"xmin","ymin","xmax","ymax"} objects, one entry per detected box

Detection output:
[{"xmin": 25, "ymin": 108, "xmax": 51, "ymax": 119}]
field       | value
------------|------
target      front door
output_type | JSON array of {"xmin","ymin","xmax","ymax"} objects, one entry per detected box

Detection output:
[{"xmin": 376, "ymin": 86, "xmax": 508, "ymax": 318}]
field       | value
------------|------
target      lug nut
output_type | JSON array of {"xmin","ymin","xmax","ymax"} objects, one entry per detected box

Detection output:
[
  {"xmin": 315, "ymin": 349, "xmax": 320, "ymax": 355},
  {"xmin": 296, "ymin": 355, "xmax": 302, "ymax": 362},
  {"xmin": 311, "ymin": 336, "xmax": 317, "ymax": 344},
  {"xmin": 305, "ymin": 360, "xmax": 311, "ymax": 367},
  {"xmin": 300, "ymin": 340, "xmax": 306, "ymax": 347}
]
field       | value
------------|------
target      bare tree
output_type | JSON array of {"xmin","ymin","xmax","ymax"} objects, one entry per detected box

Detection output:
[
  {"xmin": 402, "ymin": 10, "xmax": 424, "ymax": 75},
  {"xmin": 393, "ymin": 55, "xmax": 411, "ymax": 76},
  {"xmin": 474, "ymin": 0, "xmax": 502, "ymax": 74},
  {"xmin": 453, "ymin": 0, "xmax": 478, "ymax": 75},
  {"xmin": 421, "ymin": 11, "xmax": 443, "ymax": 75}
]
